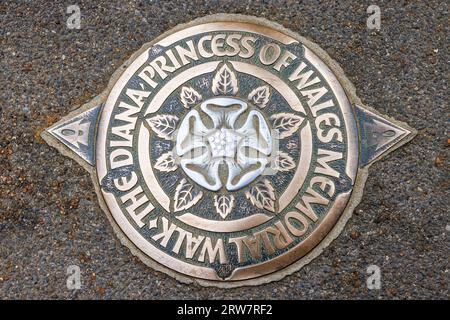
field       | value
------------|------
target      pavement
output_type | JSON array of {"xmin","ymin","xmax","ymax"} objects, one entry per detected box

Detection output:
[{"xmin": 0, "ymin": 0, "xmax": 448, "ymax": 299}]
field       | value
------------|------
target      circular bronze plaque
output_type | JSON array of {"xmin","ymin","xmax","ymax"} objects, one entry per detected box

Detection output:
[
  {"xmin": 96, "ymin": 15, "xmax": 359, "ymax": 286},
  {"xmin": 45, "ymin": 14, "xmax": 414, "ymax": 287}
]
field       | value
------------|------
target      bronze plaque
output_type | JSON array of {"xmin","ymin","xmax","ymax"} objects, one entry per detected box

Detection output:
[{"xmin": 43, "ymin": 14, "xmax": 415, "ymax": 287}]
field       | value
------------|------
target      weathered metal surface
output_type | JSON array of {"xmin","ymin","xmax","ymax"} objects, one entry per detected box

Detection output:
[{"xmin": 42, "ymin": 14, "xmax": 415, "ymax": 287}]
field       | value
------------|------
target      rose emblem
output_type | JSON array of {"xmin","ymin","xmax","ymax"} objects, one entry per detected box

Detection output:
[{"xmin": 176, "ymin": 97, "xmax": 272, "ymax": 191}]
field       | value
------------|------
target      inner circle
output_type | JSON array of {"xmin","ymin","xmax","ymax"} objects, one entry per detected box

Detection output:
[{"xmin": 175, "ymin": 97, "xmax": 273, "ymax": 191}]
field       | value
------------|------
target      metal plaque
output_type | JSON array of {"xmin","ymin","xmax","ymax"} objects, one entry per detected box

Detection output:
[{"xmin": 43, "ymin": 14, "xmax": 415, "ymax": 287}]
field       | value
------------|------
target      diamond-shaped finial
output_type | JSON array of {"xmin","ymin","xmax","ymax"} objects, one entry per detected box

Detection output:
[
  {"xmin": 355, "ymin": 105, "xmax": 415, "ymax": 166},
  {"xmin": 45, "ymin": 104, "xmax": 101, "ymax": 166}
]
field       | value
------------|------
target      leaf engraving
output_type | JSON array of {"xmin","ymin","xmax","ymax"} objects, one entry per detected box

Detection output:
[
  {"xmin": 174, "ymin": 178, "xmax": 203, "ymax": 212},
  {"xmin": 212, "ymin": 63, "xmax": 238, "ymax": 96},
  {"xmin": 272, "ymin": 151, "xmax": 296, "ymax": 172},
  {"xmin": 248, "ymin": 85, "xmax": 271, "ymax": 108},
  {"xmin": 213, "ymin": 194, "xmax": 235, "ymax": 219},
  {"xmin": 180, "ymin": 86, "xmax": 202, "ymax": 108},
  {"xmin": 270, "ymin": 113, "xmax": 305, "ymax": 139},
  {"xmin": 154, "ymin": 151, "xmax": 178, "ymax": 172},
  {"xmin": 145, "ymin": 114, "xmax": 179, "ymax": 140},
  {"xmin": 245, "ymin": 179, "xmax": 276, "ymax": 213}
]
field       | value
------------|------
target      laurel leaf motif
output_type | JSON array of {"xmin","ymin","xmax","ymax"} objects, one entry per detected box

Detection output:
[
  {"xmin": 145, "ymin": 114, "xmax": 179, "ymax": 140},
  {"xmin": 248, "ymin": 85, "xmax": 271, "ymax": 108},
  {"xmin": 272, "ymin": 151, "xmax": 296, "ymax": 172},
  {"xmin": 213, "ymin": 194, "xmax": 235, "ymax": 219},
  {"xmin": 212, "ymin": 64, "xmax": 238, "ymax": 95},
  {"xmin": 245, "ymin": 179, "xmax": 276, "ymax": 213},
  {"xmin": 154, "ymin": 151, "xmax": 178, "ymax": 172},
  {"xmin": 180, "ymin": 86, "xmax": 202, "ymax": 108},
  {"xmin": 174, "ymin": 178, "xmax": 203, "ymax": 212},
  {"xmin": 270, "ymin": 113, "xmax": 305, "ymax": 139}
]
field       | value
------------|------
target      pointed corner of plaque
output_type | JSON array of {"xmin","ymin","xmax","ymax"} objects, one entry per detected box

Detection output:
[
  {"xmin": 355, "ymin": 104, "xmax": 417, "ymax": 168},
  {"xmin": 43, "ymin": 103, "xmax": 102, "ymax": 167}
]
